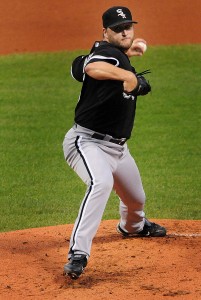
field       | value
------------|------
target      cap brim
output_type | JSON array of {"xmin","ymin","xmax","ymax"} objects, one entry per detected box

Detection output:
[{"xmin": 109, "ymin": 20, "xmax": 138, "ymax": 28}]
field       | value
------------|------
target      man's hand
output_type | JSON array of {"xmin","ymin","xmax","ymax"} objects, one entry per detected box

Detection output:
[{"xmin": 126, "ymin": 38, "xmax": 147, "ymax": 57}]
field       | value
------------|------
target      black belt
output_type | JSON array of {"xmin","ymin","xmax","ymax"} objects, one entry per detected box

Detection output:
[{"xmin": 92, "ymin": 132, "xmax": 127, "ymax": 146}]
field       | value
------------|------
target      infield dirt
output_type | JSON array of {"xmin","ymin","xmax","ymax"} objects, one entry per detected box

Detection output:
[{"xmin": 0, "ymin": 220, "xmax": 201, "ymax": 299}]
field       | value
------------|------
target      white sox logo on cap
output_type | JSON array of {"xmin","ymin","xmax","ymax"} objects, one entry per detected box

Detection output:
[
  {"xmin": 116, "ymin": 8, "xmax": 126, "ymax": 19},
  {"xmin": 102, "ymin": 6, "xmax": 138, "ymax": 28}
]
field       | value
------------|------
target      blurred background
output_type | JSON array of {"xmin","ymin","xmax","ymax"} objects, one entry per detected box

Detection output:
[{"xmin": 0, "ymin": 0, "xmax": 200, "ymax": 54}]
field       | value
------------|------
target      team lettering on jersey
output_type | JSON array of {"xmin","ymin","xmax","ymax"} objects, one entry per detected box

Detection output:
[{"xmin": 123, "ymin": 92, "xmax": 135, "ymax": 101}]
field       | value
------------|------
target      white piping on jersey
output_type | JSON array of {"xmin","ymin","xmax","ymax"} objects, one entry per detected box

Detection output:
[
  {"xmin": 86, "ymin": 55, "xmax": 120, "ymax": 67},
  {"xmin": 70, "ymin": 65, "xmax": 75, "ymax": 80},
  {"xmin": 70, "ymin": 55, "xmax": 86, "ymax": 80},
  {"xmin": 71, "ymin": 54, "xmax": 120, "ymax": 82},
  {"xmin": 82, "ymin": 55, "xmax": 119, "ymax": 81}
]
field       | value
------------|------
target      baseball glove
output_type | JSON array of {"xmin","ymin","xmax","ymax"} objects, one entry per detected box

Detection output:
[{"xmin": 132, "ymin": 69, "xmax": 151, "ymax": 96}]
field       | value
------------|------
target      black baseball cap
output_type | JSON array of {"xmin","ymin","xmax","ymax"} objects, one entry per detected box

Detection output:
[{"xmin": 102, "ymin": 6, "xmax": 138, "ymax": 28}]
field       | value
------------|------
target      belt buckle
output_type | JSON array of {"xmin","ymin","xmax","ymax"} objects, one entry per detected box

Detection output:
[{"xmin": 118, "ymin": 138, "xmax": 126, "ymax": 145}]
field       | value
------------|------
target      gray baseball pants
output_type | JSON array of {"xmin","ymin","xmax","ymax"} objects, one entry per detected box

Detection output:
[{"xmin": 63, "ymin": 124, "xmax": 146, "ymax": 258}]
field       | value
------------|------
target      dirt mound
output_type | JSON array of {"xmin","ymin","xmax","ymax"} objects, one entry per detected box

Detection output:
[{"xmin": 0, "ymin": 219, "xmax": 200, "ymax": 299}]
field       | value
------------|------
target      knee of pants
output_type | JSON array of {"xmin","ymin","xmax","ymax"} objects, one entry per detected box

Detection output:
[
  {"xmin": 93, "ymin": 172, "xmax": 114, "ymax": 195},
  {"xmin": 120, "ymin": 190, "xmax": 146, "ymax": 208}
]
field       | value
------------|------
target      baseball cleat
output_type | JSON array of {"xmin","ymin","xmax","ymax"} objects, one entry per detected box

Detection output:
[
  {"xmin": 63, "ymin": 254, "xmax": 87, "ymax": 280},
  {"xmin": 117, "ymin": 218, "xmax": 166, "ymax": 237}
]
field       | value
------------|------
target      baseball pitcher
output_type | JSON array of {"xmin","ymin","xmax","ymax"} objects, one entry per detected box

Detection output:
[{"xmin": 63, "ymin": 6, "xmax": 166, "ymax": 280}]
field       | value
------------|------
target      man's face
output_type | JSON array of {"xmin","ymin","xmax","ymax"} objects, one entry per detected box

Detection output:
[{"xmin": 103, "ymin": 23, "xmax": 134, "ymax": 51}]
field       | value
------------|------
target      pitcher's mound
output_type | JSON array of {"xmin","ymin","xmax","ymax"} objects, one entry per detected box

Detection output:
[{"xmin": 0, "ymin": 219, "xmax": 200, "ymax": 299}]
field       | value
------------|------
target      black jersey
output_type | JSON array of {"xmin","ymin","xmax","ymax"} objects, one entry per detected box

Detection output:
[{"xmin": 74, "ymin": 41, "xmax": 137, "ymax": 139}]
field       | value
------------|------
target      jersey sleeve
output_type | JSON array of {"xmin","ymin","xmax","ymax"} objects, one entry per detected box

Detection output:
[
  {"xmin": 71, "ymin": 55, "xmax": 88, "ymax": 82},
  {"xmin": 85, "ymin": 47, "xmax": 121, "ymax": 67},
  {"xmin": 70, "ymin": 43, "xmax": 129, "ymax": 83}
]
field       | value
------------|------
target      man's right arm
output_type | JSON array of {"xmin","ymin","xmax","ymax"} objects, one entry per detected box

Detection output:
[{"xmin": 85, "ymin": 61, "xmax": 138, "ymax": 93}]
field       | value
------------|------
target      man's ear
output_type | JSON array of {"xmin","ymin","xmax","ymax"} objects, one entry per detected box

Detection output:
[{"xmin": 103, "ymin": 28, "xmax": 107, "ymax": 39}]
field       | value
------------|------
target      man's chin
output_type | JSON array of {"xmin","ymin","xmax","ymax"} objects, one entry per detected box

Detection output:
[
  {"xmin": 121, "ymin": 41, "xmax": 133, "ymax": 51},
  {"xmin": 112, "ymin": 40, "xmax": 133, "ymax": 52}
]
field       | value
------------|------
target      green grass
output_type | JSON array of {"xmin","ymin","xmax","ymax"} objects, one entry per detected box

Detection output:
[{"xmin": 0, "ymin": 45, "xmax": 201, "ymax": 232}]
